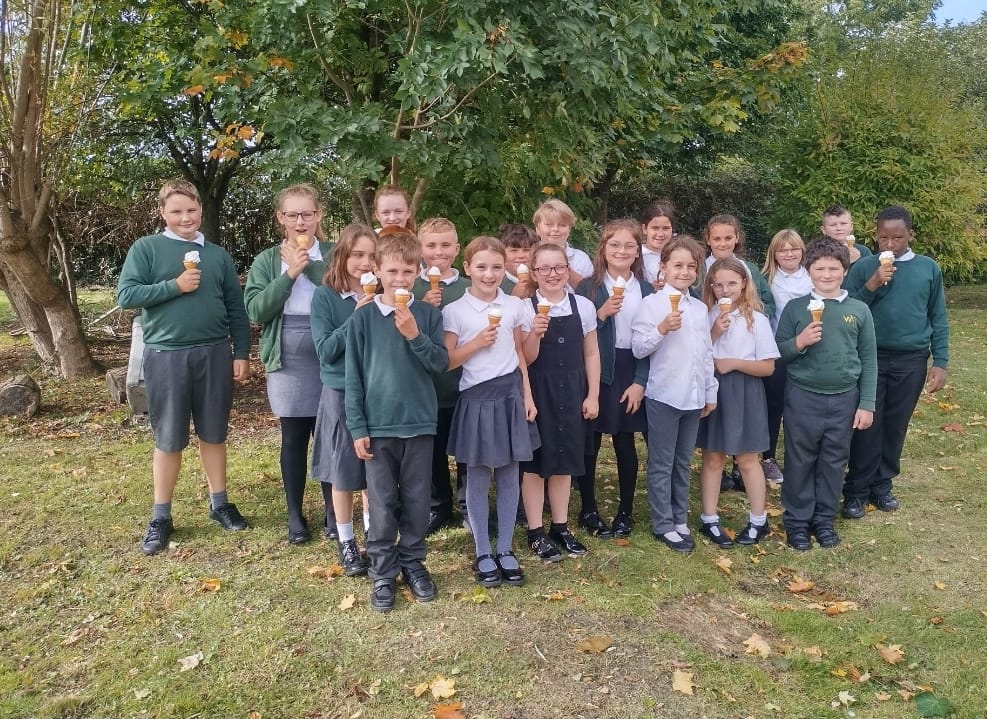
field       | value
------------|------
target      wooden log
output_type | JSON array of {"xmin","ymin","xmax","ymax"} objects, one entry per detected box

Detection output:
[
  {"xmin": 0, "ymin": 374, "xmax": 41, "ymax": 417},
  {"xmin": 106, "ymin": 366, "xmax": 129, "ymax": 404}
]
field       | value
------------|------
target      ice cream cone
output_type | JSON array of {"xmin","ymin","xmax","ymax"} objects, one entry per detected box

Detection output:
[
  {"xmin": 613, "ymin": 286, "xmax": 625, "ymax": 297},
  {"xmin": 518, "ymin": 271, "xmax": 530, "ymax": 283},
  {"xmin": 669, "ymin": 293, "xmax": 681, "ymax": 312},
  {"xmin": 880, "ymin": 257, "xmax": 893, "ymax": 267},
  {"xmin": 811, "ymin": 308, "xmax": 823, "ymax": 323},
  {"xmin": 537, "ymin": 302, "xmax": 551, "ymax": 316},
  {"xmin": 429, "ymin": 277, "xmax": 440, "ymax": 292},
  {"xmin": 394, "ymin": 289, "xmax": 410, "ymax": 308},
  {"xmin": 488, "ymin": 314, "xmax": 502, "ymax": 327},
  {"xmin": 845, "ymin": 234, "xmax": 856, "ymax": 248},
  {"xmin": 183, "ymin": 261, "xmax": 197, "ymax": 271},
  {"xmin": 295, "ymin": 234, "xmax": 312, "ymax": 250},
  {"xmin": 363, "ymin": 283, "xmax": 377, "ymax": 297},
  {"xmin": 719, "ymin": 298, "xmax": 732, "ymax": 314}
]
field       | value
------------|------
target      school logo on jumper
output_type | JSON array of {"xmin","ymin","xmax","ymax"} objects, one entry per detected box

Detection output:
[{"xmin": 843, "ymin": 314, "xmax": 856, "ymax": 324}]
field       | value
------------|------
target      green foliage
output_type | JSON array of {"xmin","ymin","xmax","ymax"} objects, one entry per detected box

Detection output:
[{"xmin": 767, "ymin": 29, "xmax": 987, "ymax": 281}]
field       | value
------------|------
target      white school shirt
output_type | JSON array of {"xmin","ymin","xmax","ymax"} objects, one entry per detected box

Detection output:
[
  {"xmin": 769, "ymin": 267, "xmax": 813, "ymax": 330},
  {"xmin": 708, "ymin": 307, "xmax": 780, "ymax": 361},
  {"xmin": 603, "ymin": 273, "xmax": 643, "ymax": 349},
  {"xmin": 631, "ymin": 287, "xmax": 718, "ymax": 410},
  {"xmin": 443, "ymin": 290, "xmax": 524, "ymax": 391},
  {"xmin": 163, "ymin": 228, "xmax": 205, "ymax": 246},
  {"xmin": 565, "ymin": 244, "xmax": 594, "ymax": 279},
  {"xmin": 281, "ymin": 242, "xmax": 325, "ymax": 315},
  {"xmin": 641, "ymin": 247, "xmax": 662, "ymax": 284},
  {"xmin": 519, "ymin": 291, "xmax": 597, "ymax": 336},
  {"xmin": 372, "ymin": 293, "xmax": 414, "ymax": 315}
]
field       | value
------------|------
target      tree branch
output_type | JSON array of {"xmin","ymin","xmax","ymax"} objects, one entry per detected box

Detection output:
[{"xmin": 399, "ymin": 72, "xmax": 498, "ymax": 130}]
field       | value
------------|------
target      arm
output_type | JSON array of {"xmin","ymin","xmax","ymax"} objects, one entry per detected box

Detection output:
[
  {"xmin": 749, "ymin": 264, "xmax": 775, "ymax": 317},
  {"xmin": 775, "ymin": 302, "xmax": 819, "ymax": 361},
  {"xmin": 344, "ymin": 317, "xmax": 370, "ymax": 447},
  {"xmin": 406, "ymin": 308, "xmax": 451, "ymax": 376},
  {"xmin": 581, "ymin": 329, "xmax": 601, "ymax": 420},
  {"xmin": 244, "ymin": 248, "xmax": 296, "ymax": 325},
  {"xmin": 630, "ymin": 299, "xmax": 665, "ymax": 359},
  {"xmin": 445, "ymin": 327, "xmax": 497, "ymax": 370},
  {"xmin": 853, "ymin": 306, "xmax": 877, "ymax": 429},
  {"xmin": 715, "ymin": 358, "xmax": 775, "ymax": 377},
  {"xmin": 522, "ymin": 313, "xmax": 548, "ymax": 364},
  {"xmin": 311, "ymin": 288, "xmax": 349, "ymax": 366},
  {"xmin": 222, "ymin": 255, "xmax": 251, "ymax": 361},
  {"xmin": 926, "ymin": 263, "xmax": 949, "ymax": 390},
  {"xmin": 116, "ymin": 241, "xmax": 182, "ymax": 309},
  {"xmin": 515, "ymin": 327, "xmax": 537, "ymax": 421}
]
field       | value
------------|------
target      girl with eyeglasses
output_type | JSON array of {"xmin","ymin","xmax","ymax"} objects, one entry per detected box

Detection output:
[
  {"xmin": 518, "ymin": 242, "xmax": 601, "ymax": 562},
  {"xmin": 245, "ymin": 183, "xmax": 335, "ymax": 545},
  {"xmin": 696, "ymin": 257, "xmax": 779, "ymax": 548},
  {"xmin": 574, "ymin": 220, "xmax": 654, "ymax": 538}
]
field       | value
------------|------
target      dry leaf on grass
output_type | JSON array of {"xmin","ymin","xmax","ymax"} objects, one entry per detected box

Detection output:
[
  {"xmin": 133, "ymin": 688, "xmax": 151, "ymax": 700},
  {"xmin": 307, "ymin": 564, "xmax": 343, "ymax": 579},
  {"xmin": 543, "ymin": 590, "xmax": 573, "ymax": 601},
  {"xmin": 934, "ymin": 581, "xmax": 946, "ymax": 590},
  {"xmin": 831, "ymin": 690, "xmax": 856, "ymax": 708},
  {"xmin": 742, "ymin": 633, "xmax": 771, "ymax": 658},
  {"xmin": 786, "ymin": 578, "xmax": 814, "ymax": 593},
  {"xmin": 875, "ymin": 643, "xmax": 905, "ymax": 665},
  {"xmin": 199, "ymin": 578, "xmax": 221, "ymax": 592},
  {"xmin": 177, "ymin": 651, "xmax": 203, "ymax": 672},
  {"xmin": 671, "ymin": 669, "xmax": 696, "ymax": 695},
  {"xmin": 714, "ymin": 555, "xmax": 733, "ymax": 575},
  {"xmin": 430, "ymin": 676, "xmax": 457, "ymax": 699},
  {"xmin": 433, "ymin": 702, "xmax": 466, "ymax": 719},
  {"xmin": 248, "ymin": 712, "xmax": 261, "ymax": 719},
  {"xmin": 576, "ymin": 635, "xmax": 613, "ymax": 653},
  {"xmin": 875, "ymin": 691, "xmax": 892, "ymax": 701},
  {"xmin": 823, "ymin": 600, "xmax": 858, "ymax": 616},
  {"xmin": 614, "ymin": 538, "xmax": 631, "ymax": 547},
  {"xmin": 62, "ymin": 627, "xmax": 89, "ymax": 646},
  {"xmin": 465, "ymin": 587, "xmax": 492, "ymax": 604},
  {"xmin": 802, "ymin": 645, "xmax": 826, "ymax": 660},
  {"xmin": 338, "ymin": 594, "xmax": 356, "ymax": 611}
]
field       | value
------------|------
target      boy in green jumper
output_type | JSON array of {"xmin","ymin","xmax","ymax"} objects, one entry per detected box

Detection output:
[
  {"xmin": 346, "ymin": 231, "xmax": 450, "ymax": 612},
  {"xmin": 842, "ymin": 205, "xmax": 949, "ymax": 517},
  {"xmin": 117, "ymin": 179, "xmax": 251, "ymax": 555},
  {"xmin": 820, "ymin": 204, "xmax": 872, "ymax": 264},
  {"xmin": 775, "ymin": 238, "xmax": 876, "ymax": 550}
]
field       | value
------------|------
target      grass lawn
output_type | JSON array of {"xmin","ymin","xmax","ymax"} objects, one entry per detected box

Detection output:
[{"xmin": 1, "ymin": 287, "xmax": 985, "ymax": 719}]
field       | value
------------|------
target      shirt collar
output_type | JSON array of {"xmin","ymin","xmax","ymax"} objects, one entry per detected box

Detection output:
[
  {"xmin": 604, "ymin": 272, "xmax": 637, "ymax": 290},
  {"xmin": 373, "ymin": 294, "xmax": 413, "ymax": 315},
  {"xmin": 642, "ymin": 246, "xmax": 661, "ymax": 257},
  {"xmin": 535, "ymin": 290, "xmax": 568, "ymax": 307},
  {"xmin": 340, "ymin": 290, "xmax": 358, "ymax": 300},
  {"xmin": 419, "ymin": 267, "xmax": 460, "ymax": 284},
  {"xmin": 163, "ymin": 228, "xmax": 205, "ymax": 246},
  {"xmin": 465, "ymin": 288, "xmax": 505, "ymax": 311},
  {"xmin": 778, "ymin": 267, "xmax": 807, "ymax": 279},
  {"xmin": 810, "ymin": 289, "xmax": 848, "ymax": 303},
  {"xmin": 897, "ymin": 249, "xmax": 916, "ymax": 262}
]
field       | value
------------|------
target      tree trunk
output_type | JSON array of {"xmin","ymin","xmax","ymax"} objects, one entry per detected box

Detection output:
[
  {"xmin": 0, "ymin": 263, "xmax": 57, "ymax": 364},
  {"xmin": 591, "ymin": 165, "xmax": 615, "ymax": 226}
]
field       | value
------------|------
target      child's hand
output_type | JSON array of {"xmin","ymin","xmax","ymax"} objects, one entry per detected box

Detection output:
[
  {"xmin": 232, "ymin": 359, "xmax": 250, "ymax": 382},
  {"xmin": 795, "ymin": 321, "xmax": 822, "ymax": 350},
  {"xmin": 354, "ymin": 437, "xmax": 373, "ymax": 460},
  {"xmin": 582, "ymin": 395, "xmax": 599, "ymax": 420},
  {"xmin": 852, "ymin": 409, "xmax": 873, "ymax": 430},
  {"xmin": 658, "ymin": 310, "xmax": 681, "ymax": 334},
  {"xmin": 281, "ymin": 242, "xmax": 310, "ymax": 279},
  {"xmin": 653, "ymin": 275, "xmax": 665, "ymax": 291},
  {"xmin": 355, "ymin": 292, "xmax": 376, "ymax": 309},
  {"xmin": 714, "ymin": 358, "xmax": 735, "ymax": 375},
  {"xmin": 511, "ymin": 279, "xmax": 535, "ymax": 299},
  {"xmin": 700, "ymin": 402, "xmax": 716, "ymax": 418},
  {"xmin": 530, "ymin": 314, "xmax": 550, "ymax": 337},
  {"xmin": 422, "ymin": 287, "xmax": 442, "ymax": 307},
  {"xmin": 177, "ymin": 268, "xmax": 201, "ymax": 293},
  {"xmin": 472, "ymin": 325, "xmax": 498, "ymax": 350},
  {"xmin": 710, "ymin": 311, "xmax": 730, "ymax": 342},
  {"xmin": 925, "ymin": 366, "xmax": 947, "ymax": 393},
  {"xmin": 620, "ymin": 383, "xmax": 644, "ymax": 414},
  {"xmin": 524, "ymin": 392, "xmax": 538, "ymax": 422},
  {"xmin": 598, "ymin": 293, "xmax": 623, "ymax": 320},
  {"xmin": 394, "ymin": 304, "xmax": 420, "ymax": 340},
  {"xmin": 866, "ymin": 262, "xmax": 895, "ymax": 290}
]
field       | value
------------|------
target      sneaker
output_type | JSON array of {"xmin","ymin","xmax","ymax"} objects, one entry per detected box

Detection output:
[
  {"xmin": 736, "ymin": 521, "xmax": 769, "ymax": 546},
  {"xmin": 140, "ymin": 517, "xmax": 173, "ymax": 555},
  {"xmin": 210, "ymin": 502, "xmax": 248, "ymax": 531},
  {"xmin": 841, "ymin": 497, "xmax": 866, "ymax": 519},
  {"xmin": 700, "ymin": 521, "xmax": 734, "ymax": 548},
  {"xmin": 762, "ymin": 458, "xmax": 784, "ymax": 483},
  {"xmin": 548, "ymin": 527, "xmax": 589, "ymax": 557},
  {"xmin": 578, "ymin": 511, "xmax": 614, "ymax": 538},
  {"xmin": 370, "ymin": 578, "xmax": 396, "ymax": 612},
  {"xmin": 529, "ymin": 534, "xmax": 563, "ymax": 562},
  {"xmin": 338, "ymin": 539, "xmax": 368, "ymax": 577},
  {"xmin": 873, "ymin": 492, "xmax": 900, "ymax": 512},
  {"xmin": 401, "ymin": 562, "xmax": 438, "ymax": 602}
]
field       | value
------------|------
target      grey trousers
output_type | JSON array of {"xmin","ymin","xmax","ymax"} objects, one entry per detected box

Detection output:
[
  {"xmin": 781, "ymin": 384, "xmax": 858, "ymax": 532},
  {"xmin": 645, "ymin": 399, "xmax": 701, "ymax": 535},
  {"xmin": 364, "ymin": 435, "xmax": 433, "ymax": 581}
]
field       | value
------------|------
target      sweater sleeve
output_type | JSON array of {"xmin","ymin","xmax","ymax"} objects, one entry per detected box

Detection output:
[
  {"xmin": 748, "ymin": 261, "xmax": 775, "ymax": 317},
  {"xmin": 774, "ymin": 300, "xmax": 805, "ymax": 362},
  {"xmin": 844, "ymin": 257, "xmax": 879, "ymax": 303},
  {"xmin": 311, "ymin": 288, "xmax": 350, "ymax": 366},
  {"xmin": 928, "ymin": 264, "xmax": 949, "ymax": 368},
  {"xmin": 344, "ymin": 316, "xmax": 370, "ymax": 441},
  {"xmin": 222, "ymin": 254, "xmax": 251, "ymax": 359},
  {"xmin": 116, "ymin": 239, "xmax": 181, "ymax": 309},
  {"xmin": 856, "ymin": 306, "xmax": 878, "ymax": 411},
  {"xmin": 408, "ymin": 307, "xmax": 451, "ymax": 376},
  {"xmin": 244, "ymin": 248, "xmax": 295, "ymax": 325}
]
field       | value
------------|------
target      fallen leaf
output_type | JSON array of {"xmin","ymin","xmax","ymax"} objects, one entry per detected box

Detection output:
[
  {"xmin": 133, "ymin": 688, "xmax": 151, "ymax": 700},
  {"xmin": 714, "ymin": 555, "xmax": 733, "ymax": 575},
  {"xmin": 742, "ymin": 633, "xmax": 771, "ymax": 658},
  {"xmin": 433, "ymin": 701, "xmax": 466, "ymax": 719},
  {"xmin": 898, "ymin": 689, "xmax": 915, "ymax": 701},
  {"xmin": 875, "ymin": 643, "xmax": 905, "ymax": 665},
  {"xmin": 307, "ymin": 564, "xmax": 343, "ymax": 579},
  {"xmin": 413, "ymin": 682, "xmax": 430, "ymax": 698},
  {"xmin": 835, "ymin": 690, "xmax": 856, "ymax": 707},
  {"xmin": 62, "ymin": 627, "xmax": 89, "ymax": 646},
  {"xmin": 929, "ymin": 616, "xmax": 944, "ymax": 625},
  {"xmin": 823, "ymin": 600, "xmax": 858, "ymax": 616},
  {"xmin": 430, "ymin": 675, "xmax": 456, "ymax": 699},
  {"xmin": 934, "ymin": 581, "xmax": 946, "ymax": 590},
  {"xmin": 802, "ymin": 646, "xmax": 825, "ymax": 661},
  {"xmin": 614, "ymin": 537, "xmax": 631, "ymax": 547},
  {"xmin": 177, "ymin": 651, "xmax": 203, "ymax": 672},
  {"xmin": 942, "ymin": 423, "xmax": 964, "ymax": 433},
  {"xmin": 467, "ymin": 587, "xmax": 492, "ymax": 604},
  {"xmin": 875, "ymin": 691, "xmax": 892, "ymax": 701},
  {"xmin": 339, "ymin": 594, "xmax": 356, "ymax": 610},
  {"xmin": 199, "ymin": 578, "xmax": 221, "ymax": 592},
  {"xmin": 544, "ymin": 590, "xmax": 572, "ymax": 601},
  {"xmin": 786, "ymin": 578, "xmax": 814, "ymax": 593},
  {"xmin": 830, "ymin": 667, "xmax": 848, "ymax": 678},
  {"xmin": 671, "ymin": 669, "xmax": 696, "ymax": 695},
  {"xmin": 577, "ymin": 635, "xmax": 613, "ymax": 653},
  {"xmin": 248, "ymin": 713, "xmax": 261, "ymax": 719},
  {"xmin": 914, "ymin": 691, "xmax": 953, "ymax": 717}
]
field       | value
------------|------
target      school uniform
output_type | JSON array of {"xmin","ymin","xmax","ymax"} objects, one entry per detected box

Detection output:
[
  {"xmin": 565, "ymin": 244, "xmax": 594, "ymax": 279},
  {"xmin": 631, "ymin": 287, "xmax": 718, "ymax": 535},
  {"xmin": 704, "ymin": 254, "xmax": 776, "ymax": 318},
  {"xmin": 697, "ymin": 307, "xmax": 779, "ymax": 454},
  {"xmin": 641, "ymin": 247, "xmax": 662, "ymax": 286},
  {"xmin": 519, "ymin": 292, "xmax": 597, "ymax": 478}
]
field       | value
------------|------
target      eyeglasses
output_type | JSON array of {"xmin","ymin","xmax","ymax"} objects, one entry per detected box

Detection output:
[
  {"xmin": 711, "ymin": 281, "xmax": 743, "ymax": 291},
  {"xmin": 281, "ymin": 211, "xmax": 317, "ymax": 221},
  {"xmin": 534, "ymin": 264, "xmax": 569, "ymax": 276},
  {"xmin": 776, "ymin": 248, "xmax": 802, "ymax": 255}
]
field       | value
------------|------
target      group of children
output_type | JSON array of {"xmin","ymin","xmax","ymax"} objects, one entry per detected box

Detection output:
[{"xmin": 118, "ymin": 180, "xmax": 949, "ymax": 613}]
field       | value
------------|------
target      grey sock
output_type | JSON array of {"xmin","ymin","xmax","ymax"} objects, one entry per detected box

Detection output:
[
  {"xmin": 152, "ymin": 502, "xmax": 172, "ymax": 521},
  {"xmin": 210, "ymin": 490, "xmax": 228, "ymax": 510},
  {"xmin": 494, "ymin": 463, "xmax": 521, "ymax": 563},
  {"xmin": 466, "ymin": 465, "xmax": 493, "ymax": 561}
]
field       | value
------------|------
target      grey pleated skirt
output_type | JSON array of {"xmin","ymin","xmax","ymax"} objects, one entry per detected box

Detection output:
[
  {"xmin": 266, "ymin": 314, "xmax": 321, "ymax": 417},
  {"xmin": 311, "ymin": 385, "xmax": 366, "ymax": 490},
  {"xmin": 696, "ymin": 370, "xmax": 769, "ymax": 454}
]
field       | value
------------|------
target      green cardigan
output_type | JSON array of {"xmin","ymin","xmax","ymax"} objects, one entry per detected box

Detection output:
[{"xmin": 244, "ymin": 241, "xmax": 333, "ymax": 372}]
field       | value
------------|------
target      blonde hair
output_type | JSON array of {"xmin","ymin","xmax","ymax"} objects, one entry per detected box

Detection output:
[
  {"xmin": 274, "ymin": 183, "xmax": 326, "ymax": 241},
  {"xmin": 418, "ymin": 217, "xmax": 458, "ymax": 240},
  {"xmin": 703, "ymin": 257, "xmax": 763, "ymax": 332},
  {"xmin": 588, "ymin": 219, "xmax": 644, "ymax": 295},
  {"xmin": 532, "ymin": 199, "xmax": 576, "ymax": 228},
  {"xmin": 158, "ymin": 179, "xmax": 199, "ymax": 207},
  {"xmin": 324, "ymin": 223, "xmax": 376, "ymax": 293},
  {"xmin": 373, "ymin": 184, "xmax": 416, "ymax": 232},
  {"xmin": 762, "ymin": 229, "xmax": 806, "ymax": 286},
  {"xmin": 463, "ymin": 236, "xmax": 506, "ymax": 265},
  {"xmin": 375, "ymin": 229, "xmax": 421, "ymax": 268}
]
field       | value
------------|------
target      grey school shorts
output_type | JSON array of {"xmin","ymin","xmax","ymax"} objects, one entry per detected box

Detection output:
[{"xmin": 143, "ymin": 342, "xmax": 233, "ymax": 452}]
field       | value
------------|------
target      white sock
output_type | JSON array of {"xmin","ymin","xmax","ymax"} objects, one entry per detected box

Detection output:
[
  {"xmin": 675, "ymin": 523, "xmax": 691, "ymax": 535},
  {"xmin": 363, "ymin": 511, "xmax": 371, "ymax": 534},
  {"xmin": 700, "ymin": 513, "xmax": 719, "ymax": 525},
  {"xmin": 337, "ymin": 521, "xmax": 355, "ymax": 542},
  {"xmin": 749, "ymin": 512, "xmax": 767, "ymax": 526},
  {"xmin": 663, "ymin": 530, "xmax": 684, "ymax": 542}
]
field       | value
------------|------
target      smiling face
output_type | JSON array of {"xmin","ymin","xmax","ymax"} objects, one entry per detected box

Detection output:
[
  {"xmin": 661, "ymin": 247, "xmax": 699, "ymax": 292},
  {"xmin": 807, "ymin": 256, "xmax": 847, "ymax": 298},
  {"xmin": 531, "ymin": 247, "xmax": 569, "ymax": 300},
  {"xmin": 419, "ymin": 231, "xmax": 460, "ymax": 274},
  {"xmin": 346, "ymin": 236, "xmax": 376, "ymax": 284},
  {"xmin": 375, "ymin": 254, "xmax": 419, "ymax": 300},
  {"xmin": 604, "ymin": 228, "xmax": 639, "ymax": 276},
  {"xmin": 875, "ymin": 218, "xmax": 913, "ymax": 258},
  {"xmin": 375, "ymin": 194, "xmax": 411, "ymax": 229},
  {"xmin": 707, "ymin": 223, "xmax": 739, "ymax": 260},
  {"xmin": 775, "ymin": 243, "xmax": 804, "ymax": 273},
  {"xmin": 710, "ymin": 267, "xmax": 746, "ymax": 303},
  {"xmin": 643, "ymin": 215, "xmax": 674, "ymax": 253},
  {"xmin": 505, "ymin": 245, "xmax": 531, "ymax": 275},
  {"xmin": 159, "ymin": 193, "xmax": 202, "ymax": 240},
  {"xmin": 821, "ymin": 212, "xmax": 853, "ymax": 242},
  {"xmin": 276, "ymin": 195, "xmax": 322, "ymax": 243},
  {"xmin": 534, "ymin": 217, "xmax": 572, "ymax": 245},
  {"xmin": 465, "ymin": 249, "xmax": 507, "ymax": 301}
]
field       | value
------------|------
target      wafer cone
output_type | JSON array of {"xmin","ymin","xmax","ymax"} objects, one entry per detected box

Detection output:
[
  {"xmin": 613, "ymin": 286, "xmax": 624, "ymax": 297},
  {"xmin": 669, "ymin": 294, "xmax": 681, "ymax": 312},
  {"xmin": 183, "ymin": 261, "xmax": 197, "ymax": 271},
  {"xmin": 811, "ymin": 308, "xmax": 823, "ymax": 323},
  {"xmin": 429, "ymin": 277, "xmax": 440, "ymax": 291},
  {"xmin": 295, "ymin": 234, "xmax": 312, "ymax": 250},
  {"xmin": 537, "ymin": 303, "xmax": 551, "ymax": 316}
]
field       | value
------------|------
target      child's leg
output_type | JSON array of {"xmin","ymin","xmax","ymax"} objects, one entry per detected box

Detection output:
[
  {"xmin": 466, "ymin": 464, "xmax": 495, "ymax": 568},
  {"xmin": 669, "ymin": 409, "xmax": 701, "ymax": 530},
  {"xmin": 395, "ymin": 436, "xmax": 433, "ymax": 570},
  {"xmin": 612, "ymin": 431, "xmax": 639, "ymax": 515},
  {"xmin": 332, "ymin": 489, "xmax": 356, "ymax": 537},
  {"xmin": 575, "ymin": 432, "xmax": 603, "ymax": 516},
  {"xmin": 644, "ymin": 399, "xmax": 678, "ymax": 535},
  {"xmin": 361, "ymin": 490, "xmax": 370, "ymax": 532},
  {"xmin": 781, "ymin": 387, "xmax": 823, "ymax": 536},
  {"xmin": 493, "ymin": 463, "xmax": 521, "ymax": 566},
  {"xmin": 736, "ymin": 452, "xmax": 766, "ymax": 517},
  {"xmin": 280, "ymin": 416, "xmax": 315, "ymax": 531},
  {"xmin": 812, "ymin": 390, "xmax": 858, "ymax": 529},
  {"xmin": 152, "ymin": 449, "xmax": 182, "ymax": 505},
  {"xmin": 429, "ymin": 408, "xmax": 456, "ymax": 520},
  {"xmin": 198, "ymin": 441, "xmax": 228, "ymax": 499},
  {"xmin": 363, "ymin": 439, "xmax": 402, "ymax": 580},
  {"xmin": 762, "ymin": 363, "xmax": 786, "ymax": 461},
  {"xmin": 521, "ymin": 472, "xmax": 545, "ymax": 531},
  {"xmin": 699, "ymin": 450, "xmax": 726, "ymax": 516},
  {"xmin": 547, "ymin": 474, "xmax": 571, "ymax": 524}
]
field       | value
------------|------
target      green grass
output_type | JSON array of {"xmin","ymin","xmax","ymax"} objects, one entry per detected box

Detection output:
[{"xmin": 2, "ymin": 287, "xmax": 986, "ymax": 718}]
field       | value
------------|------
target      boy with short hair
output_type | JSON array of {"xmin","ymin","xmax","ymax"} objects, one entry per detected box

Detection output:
[
  {"xmin": 117, "ymin": 179, "xmax": 251, "ymax": 555},
  {"xmin": 820, "ymin": 204, "xmax": 871, "ymax": 264},
  {"xmin": 775, "ymin": 237, "xmax": 876, "ymax": 550},
  {"xmin": 841, "ymin": 205, "xmax": 949, "ymax": 517},
  {"xmin": 413, "ymin": 218, "xmax": 471, "ymax": 535},
  {"xmin": 532, "ymin": 199, "xmax": 593, "ymax": 285},
  {"xmin": 346, "ymin": 230, "xmax": 450, "ymax": 612},
  {"xmin": 498, "ymin": 223, "xmax": 539, "ymax": 293}
]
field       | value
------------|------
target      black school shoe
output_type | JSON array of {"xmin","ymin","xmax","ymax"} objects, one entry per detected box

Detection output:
[
  {"xmin": 529, "ymin": 534, "xmax": 563, "ymax": 562},
  {"xmin": 811, "ymin": 525, "xmax": 841, "ymax": 548},
  {"xmin": 210, "ymin": 503, "xmax": 248, "ymax": 531},
  {"xmin": 338, "ymin": 539, "xmax": 369, "ymax": 577},
  {"xmin": 323, "ymin": 512, "xmax": 339, "ymax": 540},
  {"xmin": 578, "ymin": 511, "xmax": 614, "ymax": 538},
  {"xmin": 140, "ymin": 517, "xmax": 173, "ymax": 555},
  {"xmin": 425, "ymin": 511, "xmax": 452, "ymax": 537},
  {"xmin": 495, "ymin": 552, "xmax": 525, "ymax": 586},
  {"xmin": 401, "ymin": 562, "xmax": 438, "ymax": 602},
  {"xmin": 653, "ymin": 531, "xmax": 694, "ymax": 553},
  {"xmin": 841, "ymin": 497, "xmax": 866, "ymax": 519},
  {"xmin": 611, "ymin": 511, "xmax": 634, "ymax": 538},
  {"xmin": 700, "ymin": 521, "xmax": 734, "ymax": 548},
  {"xmin": 370, "ymin": 578, "xmax": 396, "ymax": 612},
  {"xmin": 288, "ymin": 517, "xmax": 311, "ymax": 545},
  {"xmin": 548, "ymin": 527, "xmax": 589, "ymax": 557},
  {"xmin": 736, "ymin": 522, "xmax": 770, "ymax": 546},
  {"xmin": 873, "ymin": 492, "xmax": 900, "ymax": 512},
  {"xmin": 474, "ymin": 554, "xmax": 502, "ymax": 588},
  {"xmin": 786, "ymin": 529, "xmax": 812, "ymax": 551}
]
